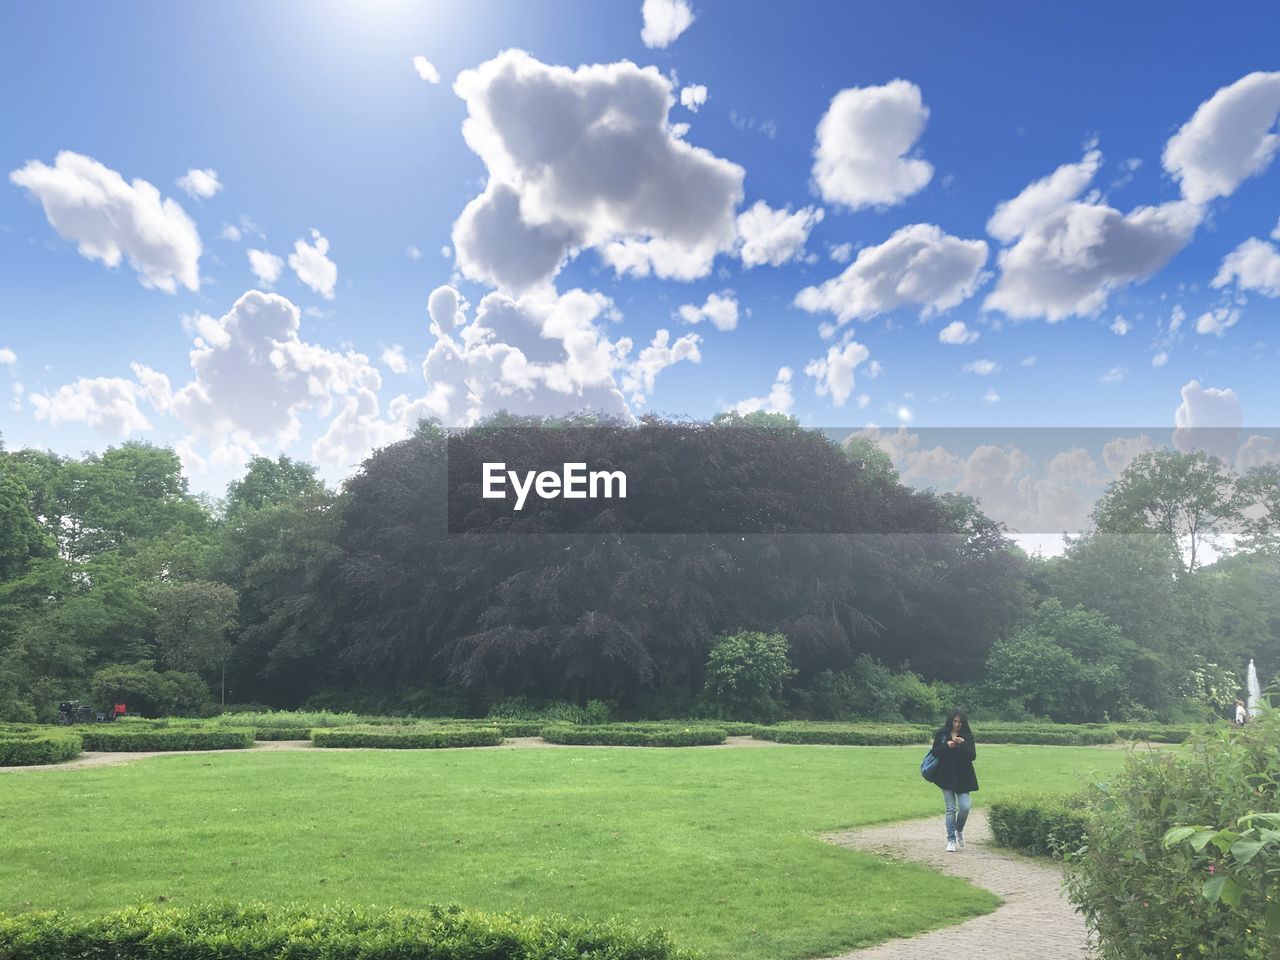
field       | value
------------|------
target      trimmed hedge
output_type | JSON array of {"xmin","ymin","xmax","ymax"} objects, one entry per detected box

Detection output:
[
  {"xmin": 0, "ymin": 902, "xmax": 698, "ymax": 960},
  {"xmin": 752, "ymin": 724, "xmax": 929, "ymax": 745},
  {"xmin": 979, "ymin": 727, "xmax": 1115, "ymax": 746},
  {"xmin": 0, "ymin": 731, "xmax": 82, "ymax": 766},
  {"xmin": 251, "ymin": 727, "xmax": 312, "ymax": 741},
  {"xmin": 989, "ymin": 793, "xmax": 1089, "ymax": 857},
  {"xmin": 312, "ymin": 725, "xmax": 503, "ymax": 749},
  {"xmin": 540, "ymin": 723, "xmax": 728, "ymax": 747},
  {"xmin": 78, "ymin": 727, "xmax": 255, "ymax": 752}
]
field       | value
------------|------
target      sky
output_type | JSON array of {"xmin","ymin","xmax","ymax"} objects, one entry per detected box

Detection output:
[{"xmin": 2, "ymin": 0, "xmax": 1279, "ymax": 536}]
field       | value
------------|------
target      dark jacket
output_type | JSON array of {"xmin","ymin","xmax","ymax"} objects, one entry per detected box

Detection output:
[{"xmin": 930, "ymin": 728, "xmax": 979, "ymax": 793}]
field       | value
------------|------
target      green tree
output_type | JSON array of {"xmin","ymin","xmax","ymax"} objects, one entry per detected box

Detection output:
[
  {"xmin": 704, "ymin": 630, "xmax": 795, "ymax": 721},
  {"xmin": 1237, "ymin": 463, "xmax": 1280, "ymax": 556},
  {"xmin": 224, "ymin": 455, "xmax": 325, "ymax": 517},
  {"xmin": 151, "ymin": 580, "xmax": 238, "ymax": 703}
]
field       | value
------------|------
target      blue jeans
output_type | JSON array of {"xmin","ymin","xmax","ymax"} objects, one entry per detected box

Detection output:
[{"xmin": 943, "ymin": 789, "xmax": 971, "ymax": 842}]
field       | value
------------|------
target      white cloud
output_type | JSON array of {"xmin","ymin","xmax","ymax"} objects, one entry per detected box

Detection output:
[
  {"xmin": 381, "ymin": 345, "xmax": 409, "ymax": 374},
  {"xmin": 221, "ymin": 224, "xmax": 243, "ymax": 242},
  {"xmin": 641, "ymin": 0, "xmax": 694, "ymax": 48},
  {"xmin": 986, "ymin": 148, "xmax": 1102, "ymax": 243},
  {"xmin": 983, "ymin": 388, "xmax": 1000, "ymax": 404},
  {"xmin": 736, "ymin": 201, "xmax": 824, "ymax": 268},
  {"xmin": 30, "ymin": 376, "xmax": 154, "ymax": 436},
  {"xmin": 288, "ymin": 229, "xmax": 337, "ymax": 299},
  {"xmin": 1102, "ymin": 434, "xmax": 1155, "ymax": 473},
  {"xmin": 406, "ymin": 245, "xmax": 423, "ymax": 261},
  {"xmin": 1100, "ymin": 366, "xmax": 1127, "ymax": 383},
  {"xmin": 812, "ymin": 80, "xmax": 933, "ymax": 210},
  {"xmin": 412, "ymin": 55, "xmax": 441, "ymax": 84},
  {"xmin": 10, "ymin": 150, "xmax": 202, "ymax": 293},
  {"xmin": 1213, "ymin": 236, "xmax": 1280, "ymax": 297},
  {"xmin": 1174, "ymin": 379, "xmax": 1242, "ymax": 457},
  {"xmin": 678, "ymin": 291, "xmax": 739, "ymax": 331},
  {"xmin": 963, "ymin": 359, "xmax": 1000, "ymax": 375},
  {"xmin": 624, "ymin": 328, "xmax": 703, "ymax": 402},
  {"xmin": 1194, "ymin": 306, "xmax": 1240, "ymax": 337},
  {"xmin": 730, "ymin": 367, "xmax": 794, "ymax": 415},
  {"xmin": 1020, "ymin": 355, "xmax": 1037, "ymax": 367},
  {"xmin": 0, "ymin": 348, "xmax": 15, "ymax": 366},
  {"xmin": 804, "ymin": 341, "xmax": 870, "ymax": 406},
  {"xmin": 451, "ymin": 51, "xmax": 744, "ymax": 292},
  {"xmin": 829, "ymin": 242, "xmax": 853, "ymax": 263},
  {"xmin": 1163, "ymin": 71, "xmax": 1280, "ymax": 204},
  {"xmin": 794, "ymin": 223, "xmax": 987, "ymax": 327},
  {"xmin": 680, "ymin": 84, "xmax": 707, "ymax": 112},
  {"xmin": 1152, "ymin": 351, "xmax": 1169, "ymax": 368},
  {"xmin": 938, "ymin": 320, "xmax": 979, "ymax": 345},
  {"xmin": 176, "ymin": 168, "xmax": 221, "ymax": 200},
  {"xmin": 247, "ymin": 249, "xmax": 283, "ymax": 285},
  {"xmin": 1110, "ymin": 315, "xmax": 1131, "ymax": 335}
]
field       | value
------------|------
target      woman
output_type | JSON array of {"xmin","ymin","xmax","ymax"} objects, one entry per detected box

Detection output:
[{"xmin": 931, "ymin": 709, "xmax": 979, "ymax": 852}]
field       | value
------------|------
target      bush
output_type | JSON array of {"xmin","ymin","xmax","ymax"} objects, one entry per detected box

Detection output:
[
  {"xmin": 540, "ymin": 723, "xmax": 727, "ymax": 747},
  {"xmin": 704, "ymin": 630, "xmax": 794, "ymax": 722},
  {"xmin": 0, "ymin": 731, "xmax": 82, "ymax": 766},
  {"xmin": 78, "ymin": 727, "xmax": 254, "ymax": 752},
  {"xmin": 485, "ymin": 696, "xmax": 613, "ymax": 726},
  {"xmin": 794, "ymin": 659, "xmax": 948, "ymax": 723},
  {"xmin": 1066, "ymin": 710, "xmax": 1280, "ymax": 959},
  {"xmin": 989, "ymin": 794, "xmax": 1089, "ymax": 857},
  {"xmin": 312, "ymin": 725, "xmax": 503, "ymax": 749},
  {"xmin": 215, "ymin": 709, "xmax": 357, "ymax": 730},
  {"xmin": 90, "ymin": 662, "xmax": 212, "ymax": 717},
  {"xmin": 250, "ymin": 727, "xmax": 312, "ymax": 741},
  {"xmin": 0, "ymin": 902, "xmax": 698, "ymax": 960},
  {"xmin": 752, "ymin": 723, "xmax": 929, "ymax": 745}
]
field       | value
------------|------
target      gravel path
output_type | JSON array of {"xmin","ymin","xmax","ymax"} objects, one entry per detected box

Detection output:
[{"xmin": 822, "ymin": 810, "xmax": 1088, "ymax": 959}]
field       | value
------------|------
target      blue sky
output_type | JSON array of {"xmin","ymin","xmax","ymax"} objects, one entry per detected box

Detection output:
[{"xmin": 2, "ymin": 0, "xmax": 1279, "ymax": 517}]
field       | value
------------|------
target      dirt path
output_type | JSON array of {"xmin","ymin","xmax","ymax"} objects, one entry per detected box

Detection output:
[{"xmin": 822, "ymin": 810, "xmax": 1088, "ymax": 959}]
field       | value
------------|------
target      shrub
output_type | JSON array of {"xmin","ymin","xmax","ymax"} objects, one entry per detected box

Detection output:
[
  {"xmin": 78, "ymin": 727, "xmax": 254, "ymax": 752},
  {"xmin": 214, "ymin": 709, "xmax": 358, "ymax": 730},
  {"xmin": 90, "ymin": 662, "xmax": 212, "ymax": 717},
  {"xmin": 0, "ymin": 902, "xmax": 698, "ymax": 960},
  {"xmin": 250, "ymin": 727, "xmax": 312, "ymax": 741},
  {"xmin": 0, "ymin": 731, "xmax": 82, "ymax": 766},
  {"xmin": 1066, "ymin": 710, "xmax": 1280, "ymax": 959},
  {"xmin": 989, "ymin": 794, "xmax": 1089, "ymax": 857},
  {"xmin": 703, "ymin": 630, "xmax": 794, "ymax": 722},
  {"xmin": 795, "ymin": 659, "xmax": 949, "ymax": 724},
  {"xmin": 486, "ymin": 696, "xmax": 613, "ymax": 726},
  {"xmin": 540, "ymin": 723, "xmax": 727, "ymax": 747},
  {"xmin": 312, "ymin": 725, "xmax": 503, "ymax": 749},
  {"xmin": 752, "ymin": 723, "xmax": 929, "ymax": 745}
]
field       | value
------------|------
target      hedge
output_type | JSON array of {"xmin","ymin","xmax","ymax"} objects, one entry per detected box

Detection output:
[
  {"xmin": 540, "ymin": 723, "xmax": 728, "ymax": 747},
  {"xmin": 752, "ymin": 724, "xmax": 929, "ymax": 745},
  {"xmin": 311, "ymin": 725, "xmax": 503, "ymax": 749},
  {"xmin": 0, "ymin": 731, "xmax": 82, "ymax": 766},
  {"xmin": 989, "ymin": 793, "xmax": 1090, "ymax": 857},
  {"xmin": 78, "ymin": 728, "xmax": 255, "ymax": 752},
  {"xmin": 0, "ymin": 902, "xmax": 699, "ymax": 960},
  {"xmin": 251, "ymin": 727, "xmax": 312, "ymax": 741},
  {"xmin": 979, "ymin": 727, "xmax": 1115, "ymax": 746}
]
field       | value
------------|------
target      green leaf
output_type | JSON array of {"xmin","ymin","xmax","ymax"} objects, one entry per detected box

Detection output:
[
  {"xmin": 1219, "ymin": 876, "xmax": 1245, "ymax": 908},
  {"xmin": 1189, "ymin": 829, "xmax": 1218, "ymax": 853},
  {"xmin": 1265, "ymin": 900, "xmax": 1280, "ymax": 932},
  {"xmin": 1210, "ymin": 829, "xmax": 1240, "ymax": 854},
  {"xmin": 1229, "ymin": 839, "xmax": 1266, "ymax": 865},
  {"xmin": 1202, "ymin": 874, "xmax": 1227, "ymax": 903},
  {"xmin": 1162, "ymin": 826, "xmax": 1198, "ymax": 847}
]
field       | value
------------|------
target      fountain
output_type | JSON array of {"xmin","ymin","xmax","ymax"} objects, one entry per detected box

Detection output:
[{"xmin": 1247, "ymin": 659, "xmax": 1263, "ymax": 718}]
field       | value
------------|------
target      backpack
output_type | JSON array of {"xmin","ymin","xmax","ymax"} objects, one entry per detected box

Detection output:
[{"xmin": 920, "ymin": 749, "xmax": 940, "ymax": 783}]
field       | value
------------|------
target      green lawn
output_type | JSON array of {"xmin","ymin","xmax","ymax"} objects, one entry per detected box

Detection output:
[{"xmin": 0, "ymin": 744, "xmax": 1124, "ymax": 960}]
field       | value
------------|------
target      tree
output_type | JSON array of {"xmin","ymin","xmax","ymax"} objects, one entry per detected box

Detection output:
[
  {"xmin": 703, "ymin": 630, "xmax": 794, "ymax": 721},
  {"xmin": 1091, "ymin": 450, "xmax": 1239, "ymax": 573},
  {"xmin": 151, "ymin": 580, "xmax": 238, "ymax": 703},
  {"xmin": 224, "ymin": 455, "xmax": 325, "ymax": 517},
  {"xmin": 0, "ymin": 468, "xmax": 55, "ymax": 581},
  {"xmin": 1237, "ymin": 463, "xmax": 1280, "ymax": 556}
]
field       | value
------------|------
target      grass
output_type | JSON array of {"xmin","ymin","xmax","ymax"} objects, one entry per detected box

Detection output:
[{"xmin": 0, "ymin": 744, "xmax": 1126, "ymax": 960}]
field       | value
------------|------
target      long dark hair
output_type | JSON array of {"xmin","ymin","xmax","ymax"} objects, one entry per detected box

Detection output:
[{"xmin": 937, "ymin": 709, "xmax": 973, "ymax": 741}]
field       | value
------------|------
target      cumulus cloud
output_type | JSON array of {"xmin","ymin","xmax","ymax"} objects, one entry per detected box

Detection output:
[
  {"xmin": 381, "ymin": 345, "xmax": 409, "ymax": 374},
  {"xmin": 794, "ymin": 223, "xmax": 987, "ymax": 327},
  {"xmin": 1213, "ymin": 236, "xmax": 1280, "ymax": 297},
  {"xmin": 247, "ymin": 249, "xmax": 283, "ymax": 285},
  {"xmin": 1152, "ymin": 351, "xmax": 1169, "ymax": 368},
  {"xmin": 1163, "ymin": 71, "xmax": 1280, "ymax": 204},
  {"xmin": 30, "ymin": 375, "xmax": 155, "ymax": 436},
  {"xmin": 176, "ymin": 168, "xmax": 221, "ymax": 199},
  {"xmin": 1174, "ymin": 379, "xmax": 1242, "ymax": 457},
  {"xmin": 1194, "ymin": 306, "xmax": 1240, "ymax": 337},
  {"xmin": 288, "ymin": 229, "xmax": 337, "ymax": 299},
  {"xmin": 10, "ymin": 150, "xmax": 202, "ymax": 293},
  {"xmin": 963, "ymin": 359, "xmax": 1000, "ymax": 375},
  {"xmin": 812, "ymin": 80, "xmax": 933, "ymax": 210},
  {"xmin": 805, "ymin": 341, "xmax": 870, "ymax": 406},
  {"xmin": 413, "ymin": 55, "xmax": 441, "ymax": 84},
  {"xmin": 730, "ymin": 367, "xmax": 794, "ymax": 415},
  {"xmin": 0, "ymin": 348, "xmax": 15, "ymax": 365},
  {"xmin": 938, "ymin": 320, "xmax": 979, "ymax": 345},
  {"xmin": 1100, "ymin": 366, "xmax": 1127, "ymax": 383},
  {"xmin": 983, "ymin": 389, "xmax": 1000, "ymax": 404},
  {"xmin": 450, "ymin": 50, "xmax": 744, "ymax": 292},
  {"xmin": 736, "ymin": 201, "xmax": 824, "ymax": 268},
  {"xmin": 678, "ymin": 291, "xmax": 739, "ymax": 331},
  {"xmin": 641, "ymin": 0, "xmax": 694, "ymax": 47},
  {"xmin": 222, "ymin": 224, "xmax": 243, "ymax": 242},
  {"xmin": 986, "ymin": 148, "xmax": 1102, "ymax": 243},
  {"xmin": 414, "ymin": 284, "xmax": 699, "ymax": 423},
  {"xmin": 1110, "ymin": 315, "xmax": 1131, "ymax": 335},
  {"xmin": 680, "ymin": 84, "xmax": 707, "ymax": 112}
]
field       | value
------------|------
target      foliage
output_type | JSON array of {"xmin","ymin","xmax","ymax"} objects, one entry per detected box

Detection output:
[
  {"xmin": 77, "ymin": 727, "xmax": 254, "ymax": 751},
  {"xmin": 312, "ymin": 725, "xmax": 503, "ymax": 749},
  {"xmin": 703, "ymin": 630, "xmax": 794, "ymax": 722},
  {"xmin": 540, "ymin": 723, "xmax": 728, "ymax": 746},
  {"xmin": 1066, "ymin": 710, "xmax": 1280, "ymax": 959},
  {"xmin": 0, "ymin": 902, "xmax": 700, "ymax": 960},
  {"xmin": 90, "ymin": 662, "xmax": 211, "ymax": 717},
  {"xmin": 0, "ymin": 730, "xmax": 81, "ymax": 766},
  {"xmin": 989, "ymin": 793, "xmax": 1089, "ymax": 857},
  {"xmin": 486, "ymin": 695, "xmax": 614, "ymax": 725},
  {"xmin": 793, "ymin": 658, "xmax": 947, "ymax": 723}
]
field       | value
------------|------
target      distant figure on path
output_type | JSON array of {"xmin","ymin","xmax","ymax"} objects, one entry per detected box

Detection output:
[
  {"xmin": 931, "ymin": 709, "xmax": 979, "ymax": 852},
  {"xmin": 1235, "ymin": 699, "xmax": 1248, "ymax": 726}
]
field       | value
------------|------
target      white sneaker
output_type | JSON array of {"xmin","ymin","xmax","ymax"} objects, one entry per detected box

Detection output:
[
  {"xmin": 946, "ymin": 841, "xmax": 957, "ymax": 852},
  {"xmin": 956, "ymin": 832, "xmax": 965, "ymax": 849}
]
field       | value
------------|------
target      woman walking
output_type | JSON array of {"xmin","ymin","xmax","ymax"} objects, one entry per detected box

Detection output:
[{"xmin": 931, "ymin": 709, "xmax": 978, "ymax": 852}]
